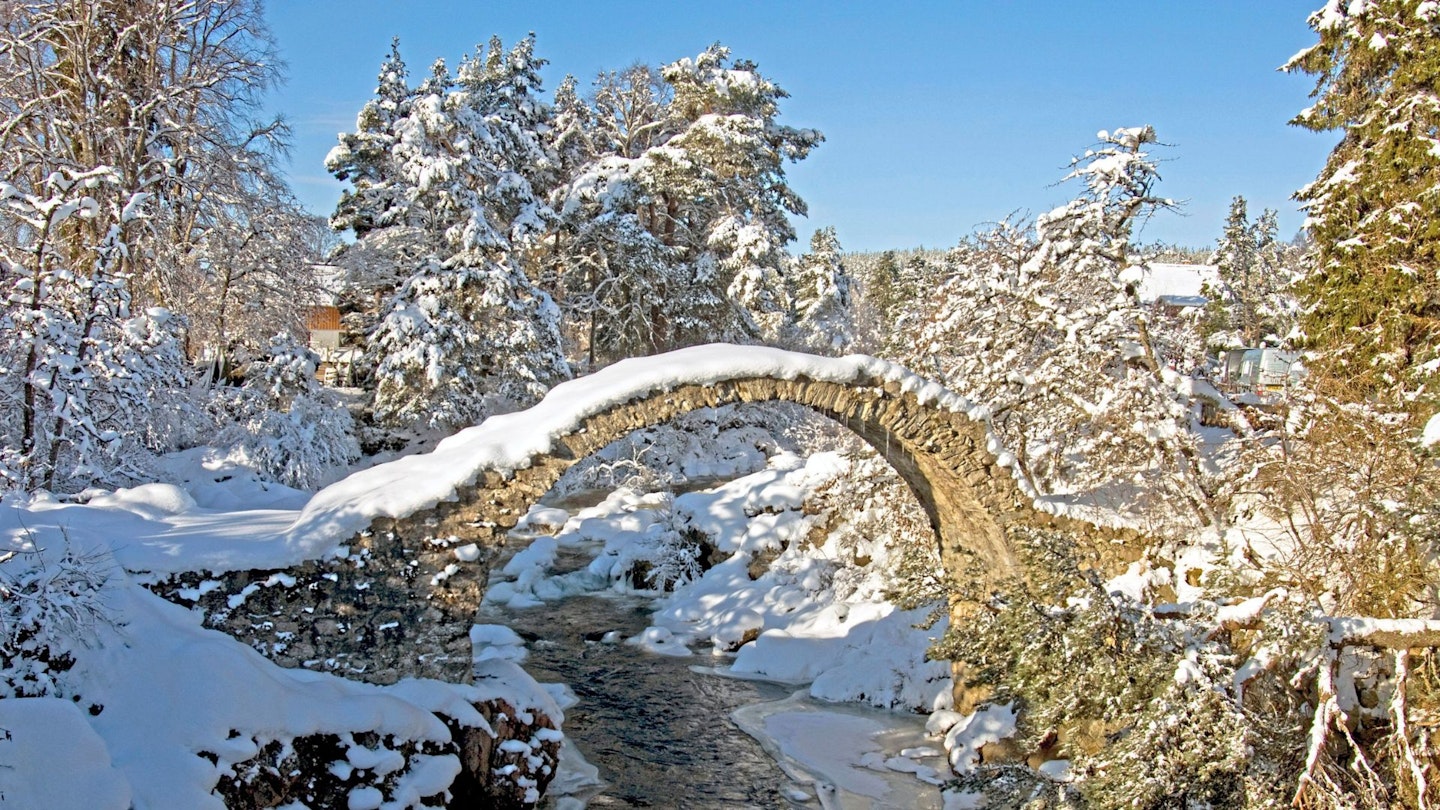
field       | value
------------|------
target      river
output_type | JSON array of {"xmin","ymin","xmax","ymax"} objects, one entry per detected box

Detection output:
[{"xmin": 477, "ymin": 488, "xmax": 947, "ymax": 809}]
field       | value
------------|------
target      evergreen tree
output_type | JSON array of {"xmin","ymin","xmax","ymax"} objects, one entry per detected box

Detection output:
[
  {"xmin": 327, "ymin": 38, "xmax": 414, "ymax": 238},
  {"xmin": 1287, "ymin": 0, "xmax": 1440, "ymax": 409},
  {"xmin": 851, "ymin": 249, "xmax": 903, "ymax": 353},
  {"xmin": 787, "ymin": 226, "xmax": 854, "ymax": 354},
  {"xmin": 592, "ymin": 65, "xmax": 672, "ymax": 160},
  {"xmin": 212, "ymin": 333, "xmax": 360, "ymax": 489},
  {"xmin": 1202, "ymin": 196, "xmax": 1298, "ymax": 348},
  {"xmin": 330, "ymin": 36, "xmax": 571, "ymax": 428},
  {"xmin": 369, "ymin": 253, "xmax": 567, "ymax": 429},
  {"xmin": 450, "ymin": 34, "xmax": 557, "ymax": 256},
  {"xmin": 549, "ymin": 75, "xmax": 599, "ymax": 180},
  {"xmin": 653, "ymin": 44, "xmax": 824, "ymax": 342},
  {"xmin": 544, "ymin": 65, "xmax": 681, "ymax": 365},
  {"xmin": 547, "ymin": 46, "xmax": 820, "ymax": 359}
]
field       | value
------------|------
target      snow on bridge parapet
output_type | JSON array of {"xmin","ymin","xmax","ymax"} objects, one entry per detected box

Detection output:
[
  {"xmin": 288, "ymin": 343, "xmax": 995, "ymax": 555},
  {"xmin": 291, "ymin": 343, "xmax": 1143, "ymax": 587},
  {"xmin": 145, "ymin": 343, "xmax": 1146, "ymax": 689}
]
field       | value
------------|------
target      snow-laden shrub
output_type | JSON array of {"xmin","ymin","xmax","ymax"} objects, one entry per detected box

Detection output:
[
  {"xmin": 210, "ymin": 334, "xmax": 360, "ymax": 490},
  {"xmin": 636, "ymin": 525, "xmax": 704, "ymax": 592},
  {"xmin": 0, "ymin": 544, "xmax": 111, "ymax": 700}
]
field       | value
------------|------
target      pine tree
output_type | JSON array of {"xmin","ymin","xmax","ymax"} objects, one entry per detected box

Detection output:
[
  {"xmin": 853, "ymin": 250, "xmax": 903, "ymax": 352},
  {"xmin": 549, "ymin": 75, "xmax": 598, "ymax": 180},
  {"xmin": 546, "ymin": 46, "xmax": 820, "ymax": 359},
  {"xmin": 788, "ymin": 226, "xmax": 854, "ymax": 354},
  {"xmin": 1202, "ymin": 196, "xmax": 1299, "ymax": 348},
  {"xmin": 369, "ymin": 253, "xmax": 567, "ymax": 429},
  {"xmin": 450, "ymin": 34, "xmax": 557, "ymax": 256},
  {"xmin": 653, "ymin": 44, "xmax": 824, "ymax": 342},
  {"xmin": 1287, "ymin": 0, "xmax": 1440, "ymax": 410},
  {"xmin": 330, "ymin": 35, "xmax": 571, "ymax": 428},
  {"xmin": 328, "ymin": 38, "xmax": 415, "ymax": 238},
  {"xmin": 543, "ymin": 65, "xmax": 682, "ymax": 365},
  {"xmin": 592, "ymin": 65, "xmax": 672, "ymax": 160},
  {"xmin": 212, "ymin": 333, "xmax": 360, "ymax": 489}
]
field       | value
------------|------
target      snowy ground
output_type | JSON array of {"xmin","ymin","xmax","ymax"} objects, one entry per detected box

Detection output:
[
  {"xmin": 486, "ymin": 450, "xmax": 970, "ymax": 807},
  {"xmin": 0, "ymin": 449, "xmax": 573, "ymax": 809}
]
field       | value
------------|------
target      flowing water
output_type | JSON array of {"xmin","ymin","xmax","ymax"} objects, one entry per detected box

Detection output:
[
  {"xmin": 482, "ymin": 585, "xmax": 798, "ymax": 807},
  {"xmin": 478, "ymin": 487, "xmax": 945, "ymax": 809}
]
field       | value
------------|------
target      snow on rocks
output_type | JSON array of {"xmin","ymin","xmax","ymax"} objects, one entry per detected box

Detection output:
[
  {"xmin": 941, "ymin": 703, "xmax": 1018, "ymax": 774},
  {"xmin": 0, "ymin": 495, "xmax": 563, "ymax": 809},
  {"xmin": 625, "ymin": 625, "xmax": 694, "ymax": 657}
]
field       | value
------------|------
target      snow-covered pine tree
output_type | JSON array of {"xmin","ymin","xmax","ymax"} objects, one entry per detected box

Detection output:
[
  {"xmin": 368, "ymin": 253, "xmax": 567, "ymax": 429},
  {"xmin": 653, "ymin": 44, "xmax": 823, "ymax": 343},
  {"xmin": 592, "ymin": 65, "xmax": 673, "ymax": 161},
  {"xmin": 549, "ymin": 170, "xmax": 680, "ymax": 366},
  {"xmin": 541, "ymin": 47, "xmax": 822, "ymax": 360},
  {"xmin": 787, "ymin": 226, "xmax": 854, "ymax": 354},
  {"xmin": 212, "ymin": 333, "xmax": 359, "ymax": 489},
  {"xmin": 544, "ymin": 67, "xmax": 685, "ymax": 366},
  {"xmin": 450, "ymin": 34, "xmax": 557, "ymax": 257},
  {"xmin": 851, "ymin": 249, "xmax": 903, "ymax": 354},
  {"xmin": 1200, "ymin": 196, "xmax": 1298, "ymax": 349},
  {"xmin": 549, "ymin": 75, "xmax": 599, "ymax": 182},
  {"xmin": 328, "ymin": 37, "xmax": 415, "ymax": 239},
  {"xmin": 337, "ymin": 36, "xmax": 569, "ymax": 428},
  {"xmin": 1287, "ymin": 0, "xmax": 1440, "ymax": 412}
]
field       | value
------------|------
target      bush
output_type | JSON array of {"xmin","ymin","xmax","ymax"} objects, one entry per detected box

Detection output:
[{"xmin": 0, "ymin": 543, "xmax": 112, "ymax": 700}]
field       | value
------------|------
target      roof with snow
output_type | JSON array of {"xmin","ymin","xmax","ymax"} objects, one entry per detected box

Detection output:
[{"xmin": 1134, "ymin": 262, "xmax": 1217, "ymax": 307}]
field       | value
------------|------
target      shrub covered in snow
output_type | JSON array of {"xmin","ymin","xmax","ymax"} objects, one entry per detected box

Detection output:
[
  {"xmin": 0, "ymin": 544, "xmax": 111, "ymax": 701},
  {"xmin": 210, "ymin": 334, "xmax": 360, "ymax": 490},
  {"xmin": 940, "ymin": 520, "xmax": 1440, "ymax": 809}
]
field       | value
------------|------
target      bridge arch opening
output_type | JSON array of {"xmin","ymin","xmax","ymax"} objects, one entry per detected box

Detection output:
[
  {"xmin": 527, "ymin": 400, "xmax": 935, "ymax": 586},
  {"xmin": 456, "ymin": 374, "xmax": 1034, "ymax": 599}
]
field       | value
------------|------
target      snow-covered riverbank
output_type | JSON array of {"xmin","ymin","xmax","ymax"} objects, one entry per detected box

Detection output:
[{"xmin": 482, "ymin": 450, "xmax": 959, "ymax": 807}]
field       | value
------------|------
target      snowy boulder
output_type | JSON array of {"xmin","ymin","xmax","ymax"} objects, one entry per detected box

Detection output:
[
  {"xmin": 515, "ymin": 505, "xmax": 571, "ymax": 536},
  {"xmin": 209, "ymin": 692, "xmax": 562, "ymax": 810},
  {"xmin": 83, "ymin": 482, "xmax": 197, "ymax": 519},
  {"xmin": 943, "ymin": 703, "xmax": 1018, "ymax": 774},
  {"xmin": 709, "ymin": 607, "xmax": 765, "ymax": 651}
]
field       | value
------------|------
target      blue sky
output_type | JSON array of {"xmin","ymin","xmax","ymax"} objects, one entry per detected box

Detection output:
[{"xmin": 264, "ymin": 1, "xmax": 1335, "ymax": 253}]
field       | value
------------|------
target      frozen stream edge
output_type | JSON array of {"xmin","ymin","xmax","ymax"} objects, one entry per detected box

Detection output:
[
  {"xmin": 488, "ymin": 462, "xmax": 954, "ymax": 807},
  {"xmin": 728, "ymin": 687, "xmax": 944, "ymax": 810}
]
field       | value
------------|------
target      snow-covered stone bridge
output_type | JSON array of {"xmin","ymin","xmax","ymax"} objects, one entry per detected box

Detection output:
[{"xmin": 157, "ymin": 345, "xmax": 1139, "ymax": 691}]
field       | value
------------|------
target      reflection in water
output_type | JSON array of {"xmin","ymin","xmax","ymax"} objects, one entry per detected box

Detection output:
[{"xmin": 482, "ymin": 590, "xmax": 796, "ymax": 808}]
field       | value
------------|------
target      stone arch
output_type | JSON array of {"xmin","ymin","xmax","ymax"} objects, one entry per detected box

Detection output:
[
  {"xmin": 406, "ymin": 375, "xmax": 1043, "ymax": 589},
  {"xmin": 171, "ymin": 348, "xmax": 1139, "ymax": 693}
]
